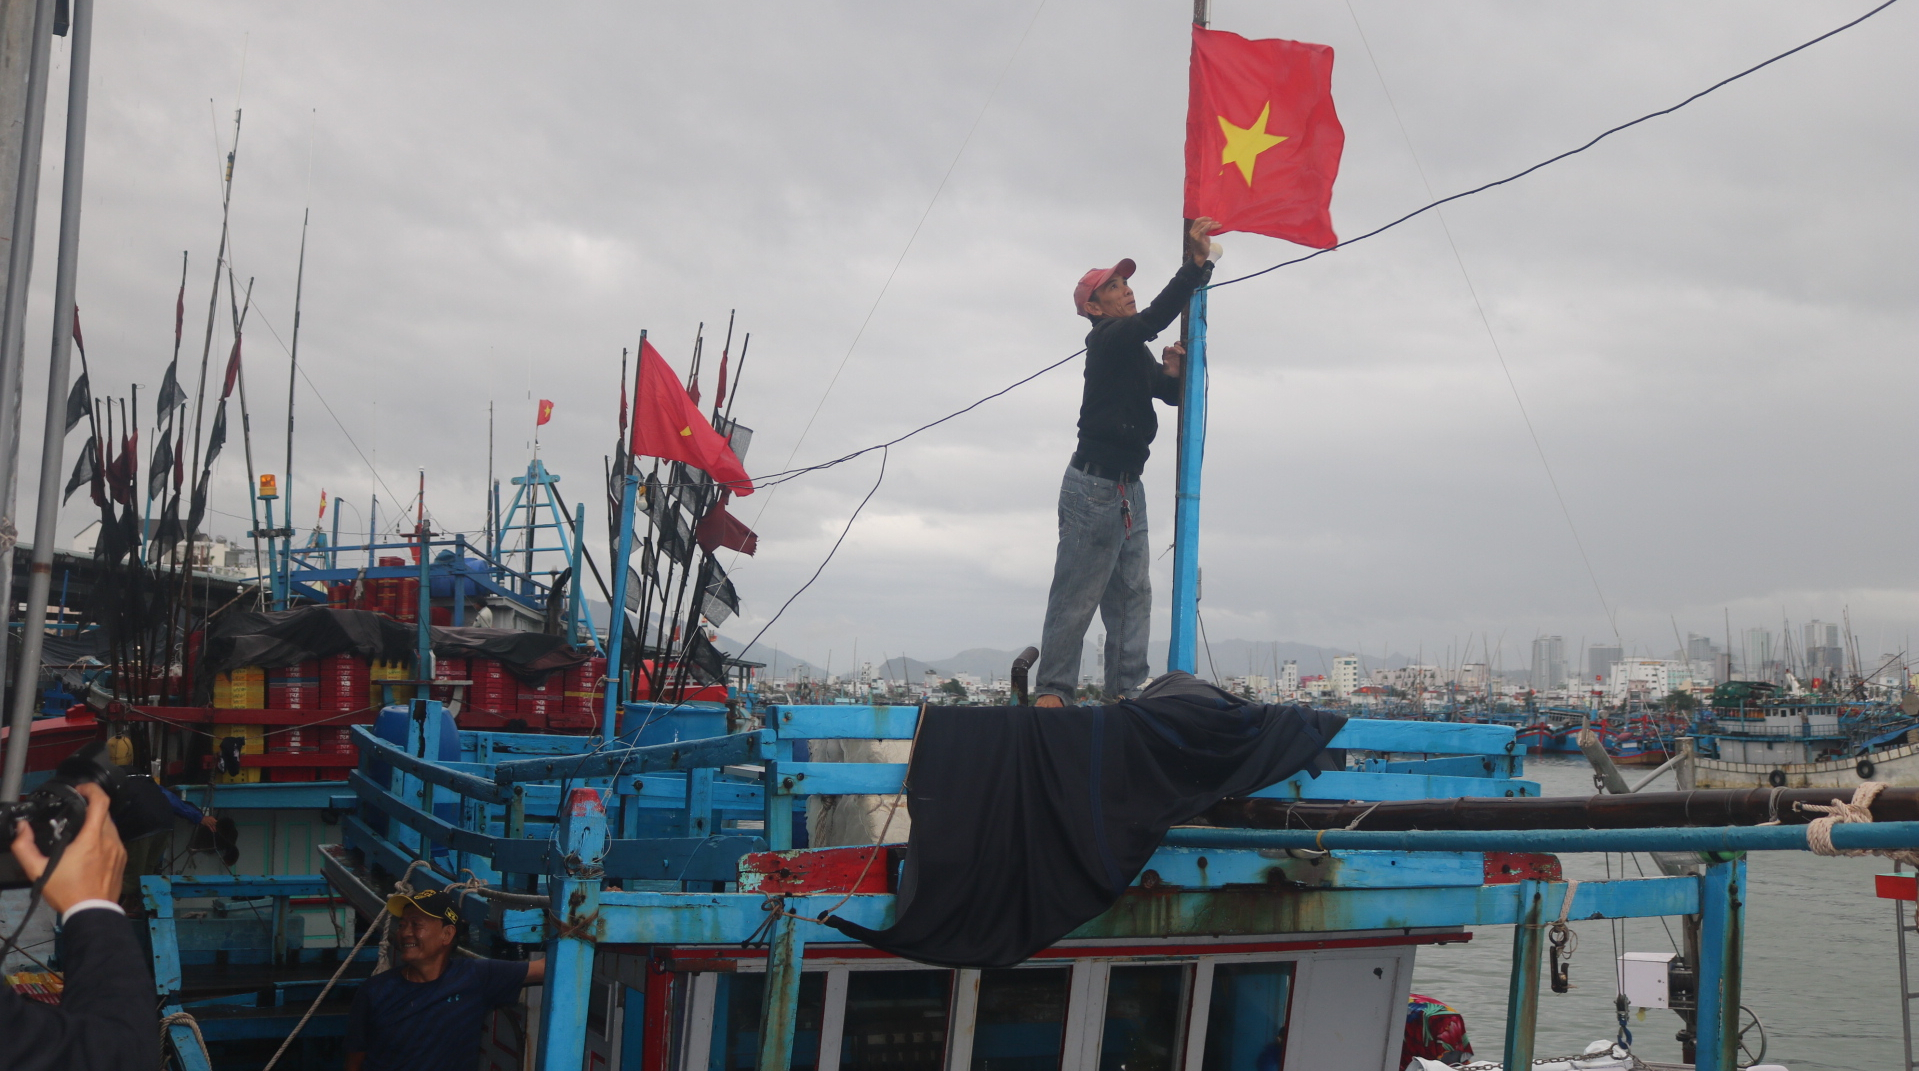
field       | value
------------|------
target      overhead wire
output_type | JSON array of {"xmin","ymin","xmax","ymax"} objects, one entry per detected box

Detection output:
[
  {"xmin": 736, "ymin": 0, "xmax": 1902, "ymax": 495},
  {"xmin": 1341, "ymin": 0, "xmax": 1621, "ymax": 643}
]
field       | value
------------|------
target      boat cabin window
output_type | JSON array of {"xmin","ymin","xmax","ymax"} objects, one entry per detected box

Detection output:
[
  {"xmin": 971, "ymin": 967, "xmax": 1071, "ymax": 1070},
  {"xmin": 1200, "ymin": 962, "xmax": 1295, "ymax": 1071},
  {"xmin": 710, "ymin": 972, "xmax": 828, "ymax": 1070},
  {"xmin": 1099, "ymin": 964, "xmax": 1192, "ymax": 1071},
  {"xmin": 839, "ymin": 969, "xmax": 953, "ymax": 1071}
]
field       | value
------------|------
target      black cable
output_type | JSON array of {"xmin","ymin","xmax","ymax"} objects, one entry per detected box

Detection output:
[
  {"xmin": 1210, "ymin": 0, "xmax": 1903, "ymax": 289},
  {"xmin": 730, "ymin": 0, "xmax": 1898, "ymax": 489},
  {"xmin": 733, "ymin": 447, "xmax": 889, "ymax": 665}
]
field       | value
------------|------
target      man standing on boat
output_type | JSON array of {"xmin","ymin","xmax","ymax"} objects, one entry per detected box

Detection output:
[
  {"xmin": 343, "ymin": 890, "xmax": 545, "ymax": 1071},
  {"xmin": 1033, "ymin": 217, "xmax": 1220, "ymax": 707}
]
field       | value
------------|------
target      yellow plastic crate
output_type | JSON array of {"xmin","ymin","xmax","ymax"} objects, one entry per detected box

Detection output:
[{"xmin": 213, "ymin": 667, "xmax": 266, "ymax": 709}]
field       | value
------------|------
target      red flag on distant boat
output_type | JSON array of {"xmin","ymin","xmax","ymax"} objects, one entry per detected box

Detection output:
[
  {"xmin": 221, "ymin": 335, "xmax": 242, "ymax": 399},
  {"xmin": 1184, "ymin": 26, "xmax": 1343, "ymax": 249},
  {"xmin": 318, "ymin": 489, "xmax": 328, "ymax": 519},
  {"xmin": 536, "ymin": 399, "xmax": 554, "ymax": 426},
  {"xmin": 630, "ymin": 340, "xmax": 752, "ymax": 495},
  {"xmin": 696, "ymin": 499, "xmax": 758, "ymax": 556}
]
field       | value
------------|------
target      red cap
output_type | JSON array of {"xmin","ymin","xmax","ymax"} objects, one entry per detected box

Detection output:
[{"xmin": 1073, "ymin": 258, "xmax": 1136, "ymax": 318}]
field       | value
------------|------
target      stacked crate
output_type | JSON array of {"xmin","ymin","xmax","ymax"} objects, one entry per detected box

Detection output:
[
  {"xmin": 469, "ymin": 658, "xmax": 516, "ymax": 717},
  {"xmin": 551, "ymin": 657, "xmax": 607, "ymax": 729},
  {"xmin": 266, "ymin": 661, "xmax": 320, "ymax": 710},
  {"xmin": 213, "ymin": 666, "xmax": 266, "ymax": 709},
  {"xmin": 320, "ymin": 654, "xmax": 370, "ymax": 712},
  {"xmin": 368, "ymin": 659, "xmax": 415, "ymax": 709},
  {"xmin": 517, "ymin": 673, "xmax": 556, "ymax": 725},
  {"xmin": 430, "ymin": 657, "xmax": 470, "ymax": 705}
]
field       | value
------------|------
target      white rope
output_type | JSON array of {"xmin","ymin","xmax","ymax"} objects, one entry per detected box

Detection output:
[
  {"xmin": 1555, "ymin": 878, "xmax": 1583, "ymax": 925},
  {"xmin": 1796, "ymin": 781, "xmax": 1919, "ymax": 867}
]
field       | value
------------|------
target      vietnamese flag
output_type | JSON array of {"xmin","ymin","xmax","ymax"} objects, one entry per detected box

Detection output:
[
  {"xmin": 1183, "ymin": 26, "xmax": 1343, "ymax": 249},
  {"xmin": 536, "ymin": 398, "xmax": 554, "ymax": 426},
  {"xmin": 630, "ymin": 340, "xmax": 753, "ymax": 495}
]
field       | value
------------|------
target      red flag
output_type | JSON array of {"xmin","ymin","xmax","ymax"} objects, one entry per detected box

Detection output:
[
  {"xmin": 686, "ymin": 371, "xmax": 701, "ymax": 408},
  {"xmin": 714, "ymin": 346, "xmax": 729, "ymax": 414},
  {"xmin": 695, "ymin": 499, "xmax": 758, "ymax": 556},
  {"xmin": 221, "ymin": 335, "xmax": 242, "ymax": 399},
  {"xmin": 630, "ymin": 340, "xmax": 752, "ymax": 495},
  {"xmin": 1183, "ymin": 27, "xmax": 1343, "ymax": 249},
  {"xmin": 111, "ymin": 431, "xmax": 136, "ymax": 505},
  {"xmin": 536, "ymin": 399, "xmax": 554, "ymax": 426}
]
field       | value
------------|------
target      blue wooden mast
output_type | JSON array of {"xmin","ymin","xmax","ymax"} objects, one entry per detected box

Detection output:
[{"xmin": 1167, "ymin": 284, "xmax": 1207, "ymax": 674}]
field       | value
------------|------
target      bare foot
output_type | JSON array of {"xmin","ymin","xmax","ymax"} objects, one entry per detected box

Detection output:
[{"xmin": 1034, "ymin": 694, "xmax": 1065, "ymax": 708}]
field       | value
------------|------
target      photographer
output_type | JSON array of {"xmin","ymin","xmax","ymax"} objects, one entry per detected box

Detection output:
[{"xmin": 2, "ymin": 783, "xmax": 158, "ymax": 1070}]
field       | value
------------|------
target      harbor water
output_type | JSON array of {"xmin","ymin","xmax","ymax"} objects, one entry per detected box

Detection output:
[{"xmin": 1410, "ymin": 754, "xmax": 1905, "ymax": 1070}]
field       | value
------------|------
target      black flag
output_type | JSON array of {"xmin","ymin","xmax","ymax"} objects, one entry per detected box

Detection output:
[
  {"xmin": 64, "ymin": 371, "xmax": 90, "ymax": 433},
  {"xmin": 699, "ymin": 557, "xmax": 739, "ymax": 626},
  {"xmin": 62, "ymin": 436, "xmax": 97, "ymax": 503},
  {"xmin": 685, "ymin": 630, "xmax": 728, "ymax": 685},
  {"xmin": 204, "ymin": 400, "xmax": 227, "ymax": 467},
  {"xmin": 156, "ymin": 359, "xmax": 184, "ymax": 414},
  {"xmin": 147, "ymin": 427, "xmax": 172, "ymax": 502}
]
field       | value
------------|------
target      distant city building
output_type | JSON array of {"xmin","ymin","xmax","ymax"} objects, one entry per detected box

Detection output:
[
  {"xmin": 1279, "ymin": 660, "xmax": 1300, "ymax": 693},
  {"xmin": 1372, "ymin": 665, "xmax": 1440, "ymax": 693},
  {"xmin": 1738, "ymin": 629, "xmax": 1775, "ymax": 682},
  {"xmin": 1531, "ymin": 636, "xmax": 1566, "ymax": 692},
  {"xmin": 1608, "ymin": 659, "xmax": 1689, "ymax": 702},
  {"xmin": 1331, "ymin": 656, "xmax": 1361, "ymax": 698},
  {"xmin": 1802, "ymin": 620, "xmax": 1845, "ymax": 679},
  {"xmin": 1455, "ymin": 663, "xmax": 1489, "ymax": 692},
  {"xmin": 1586, "ymin": 644, "xmax": 1622, "ymax": 686}
]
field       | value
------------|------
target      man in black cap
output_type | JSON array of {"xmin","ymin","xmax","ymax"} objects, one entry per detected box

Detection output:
[
  {"xmin": 1034, "ymin": 217, "xmax": 1219, "ymax": 706},
  {"xmin": 343, "ymin": 889, "xmax": 546, "ymax": 1071}
]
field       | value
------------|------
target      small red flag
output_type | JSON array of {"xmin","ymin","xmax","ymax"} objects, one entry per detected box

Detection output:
[
  {"xmin": 1183, "ymin": 26, "xmax": 1344, "ymax": 249},
  {"xmin": 696, "ymin": 500, "xmax": 758, "ymax": 556},
  {"xmin": 536, "ymin": 399, "xmax": 554, "ymax": 426},
  {"xmin": 714, "ymin": 346, "xmax": 729, "ymax": 413},
  {"xmin": 630, "ymin": 340, "xmax": 752, "ymax": 495},
  {"xmin": 221, "ymin": 335, "xmax": 242, "ymax": 399}
]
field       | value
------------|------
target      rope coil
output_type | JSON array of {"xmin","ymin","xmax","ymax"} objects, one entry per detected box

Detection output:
[{"xmin": 1796, "ymin": 781, "xmax": 1919, "ymax": 867}]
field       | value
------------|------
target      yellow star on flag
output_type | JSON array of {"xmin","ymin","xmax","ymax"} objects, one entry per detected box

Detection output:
[{"xmin": 1218, "ymin": 102, "xmax": 1289, "ymax": 187}]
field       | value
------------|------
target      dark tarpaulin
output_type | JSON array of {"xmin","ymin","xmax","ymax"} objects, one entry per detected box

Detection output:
[
  {"xmin": 205, "ymin": 607, "xmax": 416, "ymax": 674},
  {"xmin": 825, "ymin": 672, "xmax": 1346, "ymax": 969},
  {"xmin": 204, "ymin": 607, "xmax": 591, "ymax": 685},
  {"xmin": 430, "ymin": 626, "xmax": 591, "ymax": 684}
]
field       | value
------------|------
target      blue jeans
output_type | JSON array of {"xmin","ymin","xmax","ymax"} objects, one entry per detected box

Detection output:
[{"xmin": 1036, "ymin": 464, "xmax": 1151, "ymax": 701}]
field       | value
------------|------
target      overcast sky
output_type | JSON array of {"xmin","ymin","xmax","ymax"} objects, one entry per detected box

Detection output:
[{"xmin": 6, "ymin": 0, "xmax": 1914, "ymax": 677}]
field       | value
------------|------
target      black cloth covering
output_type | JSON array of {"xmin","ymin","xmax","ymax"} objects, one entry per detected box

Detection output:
[
  {"xmin": 825, "ymin": 672, "xmax": 1346, "ymax": 968},
  {"xmin": 203, "ymin": 607, "xmax": 589, "ymax": 684},
  {"xmin": 0, "ymin": 908, "xmax": 158, "ymax": 1070}
]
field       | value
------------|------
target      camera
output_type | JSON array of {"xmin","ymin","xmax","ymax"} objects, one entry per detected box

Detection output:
[{"xmin": 0, "ymin": 741, "xmax": 173, "ymax": 890}]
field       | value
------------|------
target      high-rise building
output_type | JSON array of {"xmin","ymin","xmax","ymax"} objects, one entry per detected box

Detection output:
[
  {"xmin": 1531, "ymin": 636, "xmax": 1566, "ymax": 692},
  {"xmin": 1279, "ymin": 660, "xmax": 1300, "ymax": 692},
  {"xmin": 1802, "ymin": 620, "xmax": 1845, "ymax": 679},
  {"xmin": 1685, "ymin": 634, "xmax": 1719, "ymax": 663},
  {"xmin": 1331, "ymin": 656, "xmax": 1361, "ymax": 698},
  {"xmin": 1586, "ymin": 644, "xmax": 1622, "ymax": 686}
]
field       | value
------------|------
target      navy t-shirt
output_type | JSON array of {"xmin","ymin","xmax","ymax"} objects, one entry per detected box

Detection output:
[{"xmin": 344, "ymin": 957, "xmax": 529, "ymax": 1070}]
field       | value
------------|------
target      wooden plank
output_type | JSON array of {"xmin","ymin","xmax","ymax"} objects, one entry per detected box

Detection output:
[
  {"xmin": 352, "ymin": 726, "xmax": 513, "ymax": 803},
  {"xmin": 771, "ymin": 762, "xmax": 907, "ymax": 797},
  {"xmin": 1331, "ymin": 719, "xmax": 1519, "ymax": 756},
  {"xmin": 770, "ymin": 705, "xmax": 921, "ymax": 740},
  {"xmin": 492, "ymin": 730, "xmax": 773, "ymax": 784},
  {"xmin": 1247, "ymin": 770, "xmax": 1539, "ymax": 801}
]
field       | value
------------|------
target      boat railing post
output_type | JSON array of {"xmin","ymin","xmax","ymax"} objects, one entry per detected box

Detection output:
[
  {"xmin": 755, "ymin": 904, "xmax": 807, "ymax": 1071},
  {"xmin": 1695, "ymin": 857, "xmax": 1746, "ymax": 1071},
  {"xmin": 537, "ymin": 786, "xmax": 606, "ymax": 1071},
  {"xmin": 763, "ymin": 733, "xmax": 793, "ymax": 851},
  {"xmin": 1503, "ymin": 879, "xmax": 1544, "ymax": 1067}
]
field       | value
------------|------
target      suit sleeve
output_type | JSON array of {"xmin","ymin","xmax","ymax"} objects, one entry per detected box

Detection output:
[
  {"xmin": 1105, "ymin": 261, "xmax": 1214, "ymax": 347},
  {"xmin": 0, "ymin": 909, "xmax": 157, "ymax": 1071}
]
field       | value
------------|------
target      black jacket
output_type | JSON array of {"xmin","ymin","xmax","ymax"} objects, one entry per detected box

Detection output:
[
  {"xmin": 0, "ymin": 908, "xmax": 158, "ymax": 1070},
  {"xmin": 1075, "ymin": 259, "xmax": 1213, "ymax": 476}
]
